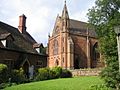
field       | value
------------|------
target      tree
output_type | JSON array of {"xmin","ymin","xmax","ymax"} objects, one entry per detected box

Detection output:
[{"xmin": 87, "ymin": 0, "xmax": 120, "ymax": 89}]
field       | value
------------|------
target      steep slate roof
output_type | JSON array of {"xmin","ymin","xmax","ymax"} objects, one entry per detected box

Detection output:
[
  {"xmin": 0, "ymin": 21, "xmax": 37, "ymax": 54},
  {"xmin": 33, "ymin": 43, "xmax": 44, "ymax": 48},
  {"xmin": 69, "ymin": 19, "xmax": 97, "ymax": 37},
  {"xmin": 0, "ymin": 33, "xmax": 11, "ymax": 40}
]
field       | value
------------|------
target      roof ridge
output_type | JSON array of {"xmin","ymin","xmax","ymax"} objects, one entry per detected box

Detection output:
[
  {"xmin": 0, "ymin": 21, "xmax": 18, "ymax": 30},
  {"xmin": 70, "ymin": 19, "xmax": 88, "ymax": 24}
]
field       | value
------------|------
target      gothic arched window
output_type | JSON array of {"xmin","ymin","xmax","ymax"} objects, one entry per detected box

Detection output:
[
  {"xmin": 53, "ymin": 39, "xmax": 58, "ymax": 55},
  {"xmin": 55, "ymin": 59, "xmax": 59, "ymax": 66},
  {"xmin": 93, "ymin": 43, "xmax": 99, "ymax": 61},
  {"xmin": 92, "ymin": 42, "xmax": 100, "ymax": 68}
]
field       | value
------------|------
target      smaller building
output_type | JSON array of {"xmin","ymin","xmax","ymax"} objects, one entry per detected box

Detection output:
[{"xmin": 0, "ymin": 14, "xmax": 47, "ymax": 78}]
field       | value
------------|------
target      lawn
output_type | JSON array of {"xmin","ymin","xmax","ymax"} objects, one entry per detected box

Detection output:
[{"xmin": 4, "ymin": 76, "xmax": 107, "ymax": 90}]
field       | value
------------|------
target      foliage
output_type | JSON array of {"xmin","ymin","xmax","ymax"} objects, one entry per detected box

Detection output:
[
  {"xmin": 0, "ymin": 64, "xmax": 9, "ymax": 84},
  {"xmin": 48, "ymin": 69, "xmax": 56, "ymax": 79},
  {"xmin": 87, "ymin": 0, "xmax": 120, "ymax": 89},
  {"xmin": 61, "ymin": 69, "xmax": 72, "ymax": 78},
  {"xmin": 34, "ymin": 67, "xmax": 72, "ymax": 81},
  {"xmin": 52, "ymin": 67, "xmax": 62, "ymax": 78},
  {"xmin": 4, "ymin": 76, "xmax": 105, "ymax": 90},
  {"xmin": 0, "ymin": 83, "xmax": 11, "ymax": 89},
  {"xmin": 89, "ymin": 84, "xmax": 112, "ymax": 90},
  {"xmin": 35, "ymin": 68, "xmax": 50, "ymax": 81},
  {"xmin": 10, "ymin": 68, "xmax": 27, "ymax": 84}
]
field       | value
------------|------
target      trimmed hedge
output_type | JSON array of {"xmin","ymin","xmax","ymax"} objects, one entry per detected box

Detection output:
[{"xmin": 35, "ymin": 67, "xmax": 72, "ymax": 81}]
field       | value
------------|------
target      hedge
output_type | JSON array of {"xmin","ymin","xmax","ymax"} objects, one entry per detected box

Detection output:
[
  {"xmin": 35, "ymin": 67, "xmax": 72, "ymax": 81},
  {"xmin": 0, "ymin": 64, "xmax": 8, "ymax": 84}
]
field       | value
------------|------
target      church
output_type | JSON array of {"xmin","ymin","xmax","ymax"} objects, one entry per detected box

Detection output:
[{"xmin": 48, "ymin": 1, "xmax": 104, "ymax": 69}]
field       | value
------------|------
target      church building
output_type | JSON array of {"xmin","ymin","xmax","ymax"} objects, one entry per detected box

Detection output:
[{"xmin": 48, "ymin": 1, "xmax": 104, "ymax": 69}]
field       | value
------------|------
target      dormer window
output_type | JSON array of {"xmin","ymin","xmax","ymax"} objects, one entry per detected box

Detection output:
[
  {"xmin": 35, "ymin": 47, "xmax": 43, "ymax": 53},
  {"xmin": 1, "ymin": 40, "xmax": 6, "ymax": 47},
  {"xmin": 36, "ymin": 48, "xmax": 40, "ymax": 53},
  {"xmin": 33, "ymin": 43, "xmax": 44, "ymax": 54},
  {"xmin": 0, "ymin": 33, "xmax": 14, "ymax": 47}
]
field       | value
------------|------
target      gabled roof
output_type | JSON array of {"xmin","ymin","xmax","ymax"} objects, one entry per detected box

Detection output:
[
  {"xmin": 0, "ymin": 33, "xmax": 11, "ymax": 40},
  {"xmin": 70, "ymin": 19, "xmax": 88, "ymax": 30},
  {"xmin": 33, "ymin": 43, "xmax": 44, "ymax": 48},
  {"xmin": 69, "ymin": 19, "xmax": 97, "ymax": 37},
  {"xmin": 0, "ymin": 21, "xmax": 38, "ymax": 54}
]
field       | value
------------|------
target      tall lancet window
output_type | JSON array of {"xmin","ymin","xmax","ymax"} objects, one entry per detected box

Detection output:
[
  {"xmin": 53, "ymin": 39, "xmax": 58, "ymax": 55},
  {"xmin": 92, "ymin": 42, "xmax": 100, "ymax": 68}
]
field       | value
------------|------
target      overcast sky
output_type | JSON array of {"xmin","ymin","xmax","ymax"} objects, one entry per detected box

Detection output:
[{"xmin": 0, "ymin": 0, "xmax": 96, "ymax": 46}]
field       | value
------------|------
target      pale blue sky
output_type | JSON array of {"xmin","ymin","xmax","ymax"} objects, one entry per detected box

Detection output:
[{"xmin": 0, "ymin": 0, "xmax": 96, "ymax": 46}]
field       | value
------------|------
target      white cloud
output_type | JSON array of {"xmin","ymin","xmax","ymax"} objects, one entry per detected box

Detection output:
[
  {"xmin": 0, "ymin": 0, "xmax": 96, "ymax": 46},
  {"xmin": 71, "ymin": 11, "xmax": 88, "ymax": 22}
]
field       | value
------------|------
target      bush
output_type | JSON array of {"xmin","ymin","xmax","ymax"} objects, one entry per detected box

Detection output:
[
  {"xmin": 0, "ymin": 64, "xmax": 8, "ymax": 83},
  {"xmin": 11, "ymin": 68, "xmax": 27, "ymax": 84},
  {"xmin": 52, "ymin": 67, "xmax": 62, "ymax": 78},
  {"xmin": 89, "ymin": 84, "xmax": 112, "ymax": 90},
  {"xmin": 0, "ymin": 83, "xmax": 10, "ymax": 89},
  {"xmin": 61, "ymin": 69, "xmax": 72, "ymax": 78},
  {"xmin": 35, "ymin": 67, "xmax": 72, "ymax": 81},
  {"xmin": 100, "ymin": 65, "xmax": 120, "ymax": 89},
  {"xmin": 48, "ymin": 69, "xmax": 56, "ymax": 79},
  {"xmin": 35, "ymin": 68, "xmax": 50, "ymax": 81}
]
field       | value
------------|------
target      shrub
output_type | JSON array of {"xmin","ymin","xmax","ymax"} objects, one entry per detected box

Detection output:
[
  {"xmin": 100, "ymin": 65, "xmax": 120, "ymax": 89},
  {"xmin": 35, "ymin": 68, "xmax": 50, "ymax": 81},
  {"xmin": 61, "ymin": 69, "xmax": 72, "ymax": 78},
  {"xmin": 52, "ymin": 67, "xmax": 62, "ymax": 78},
  {"xmin": 11, "ymin": 68, "xmax": 27, "ymax": 84},
  {"xmin": 89, "ymin": 84, "xmax": 112, "ymax": 90},
  {"xmin": 35, "ymin": 67, "xmax": 72, "ymax": 81},
  {"xmin": 0, "ymin": 64, "xmax": 8, "ymax": 83},
  {"xmin": 0, "ymin": 83, "xmax": 10, "ymax": 89},
  {"xmin": 48, "ymin": 69, "xmax": 56, "ymax": 79}
]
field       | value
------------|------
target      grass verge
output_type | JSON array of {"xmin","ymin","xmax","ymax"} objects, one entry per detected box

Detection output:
[{"xmin": 4, "ymin": 76, "xmax": 109, "ymax": 90}]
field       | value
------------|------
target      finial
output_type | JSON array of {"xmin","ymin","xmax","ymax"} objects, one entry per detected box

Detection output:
[
  {"xmin": 48, "ymin": 33, "xmax": 50, "ymax": 38},
  {"xmin": 65, "ymin": 0, "xmax": 66, "ymax": 4}
]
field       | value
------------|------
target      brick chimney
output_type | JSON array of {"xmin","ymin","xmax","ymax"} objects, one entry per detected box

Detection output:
[{"xmin": 18, "ymin": 14, "xmax": 27, "ymax": 33}]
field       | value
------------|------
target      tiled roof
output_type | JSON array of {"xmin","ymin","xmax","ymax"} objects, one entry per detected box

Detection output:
[
  {"xmin": 69, "ymin": 19, "xmax": 97, "ymax": 37},
  {"xmin": 70, "ymin": 19, "xmax": 88, "ymax": 30},
  {"xmin": 33, "ymin": 43, "xmax": 43, "ymax": 48},
  {"xmin": 0, "ymin": 21, "xmax": 38, "ymax": 54},
  {"xmin": 0, "ymin": 33, "xmax": 11, "ymax": 40}
]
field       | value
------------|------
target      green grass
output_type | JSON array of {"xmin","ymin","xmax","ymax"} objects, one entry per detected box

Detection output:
[{"xmin": 4, "ymin": 76, "xmax": 106, "ymax": 90}]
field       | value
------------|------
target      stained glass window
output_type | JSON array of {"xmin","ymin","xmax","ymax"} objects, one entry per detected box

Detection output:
[{"xmin": 53, "ymin": 39, "xmax": 58, "ymax": 55}]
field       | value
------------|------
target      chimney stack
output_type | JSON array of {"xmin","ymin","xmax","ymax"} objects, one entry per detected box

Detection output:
[{"xmin": 18, "ymin": 14, "xmax": 27, "ymax": 33}]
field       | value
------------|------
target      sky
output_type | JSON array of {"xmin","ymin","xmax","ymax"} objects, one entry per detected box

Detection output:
[{"xmin": 0, "ymin": 0, "xmax": 96, "ymax": 46}]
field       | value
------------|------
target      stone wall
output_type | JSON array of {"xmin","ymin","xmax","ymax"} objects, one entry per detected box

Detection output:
[{"xmin": 70, "ymin": 69, "xmax": 102, "ymax": 76}]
